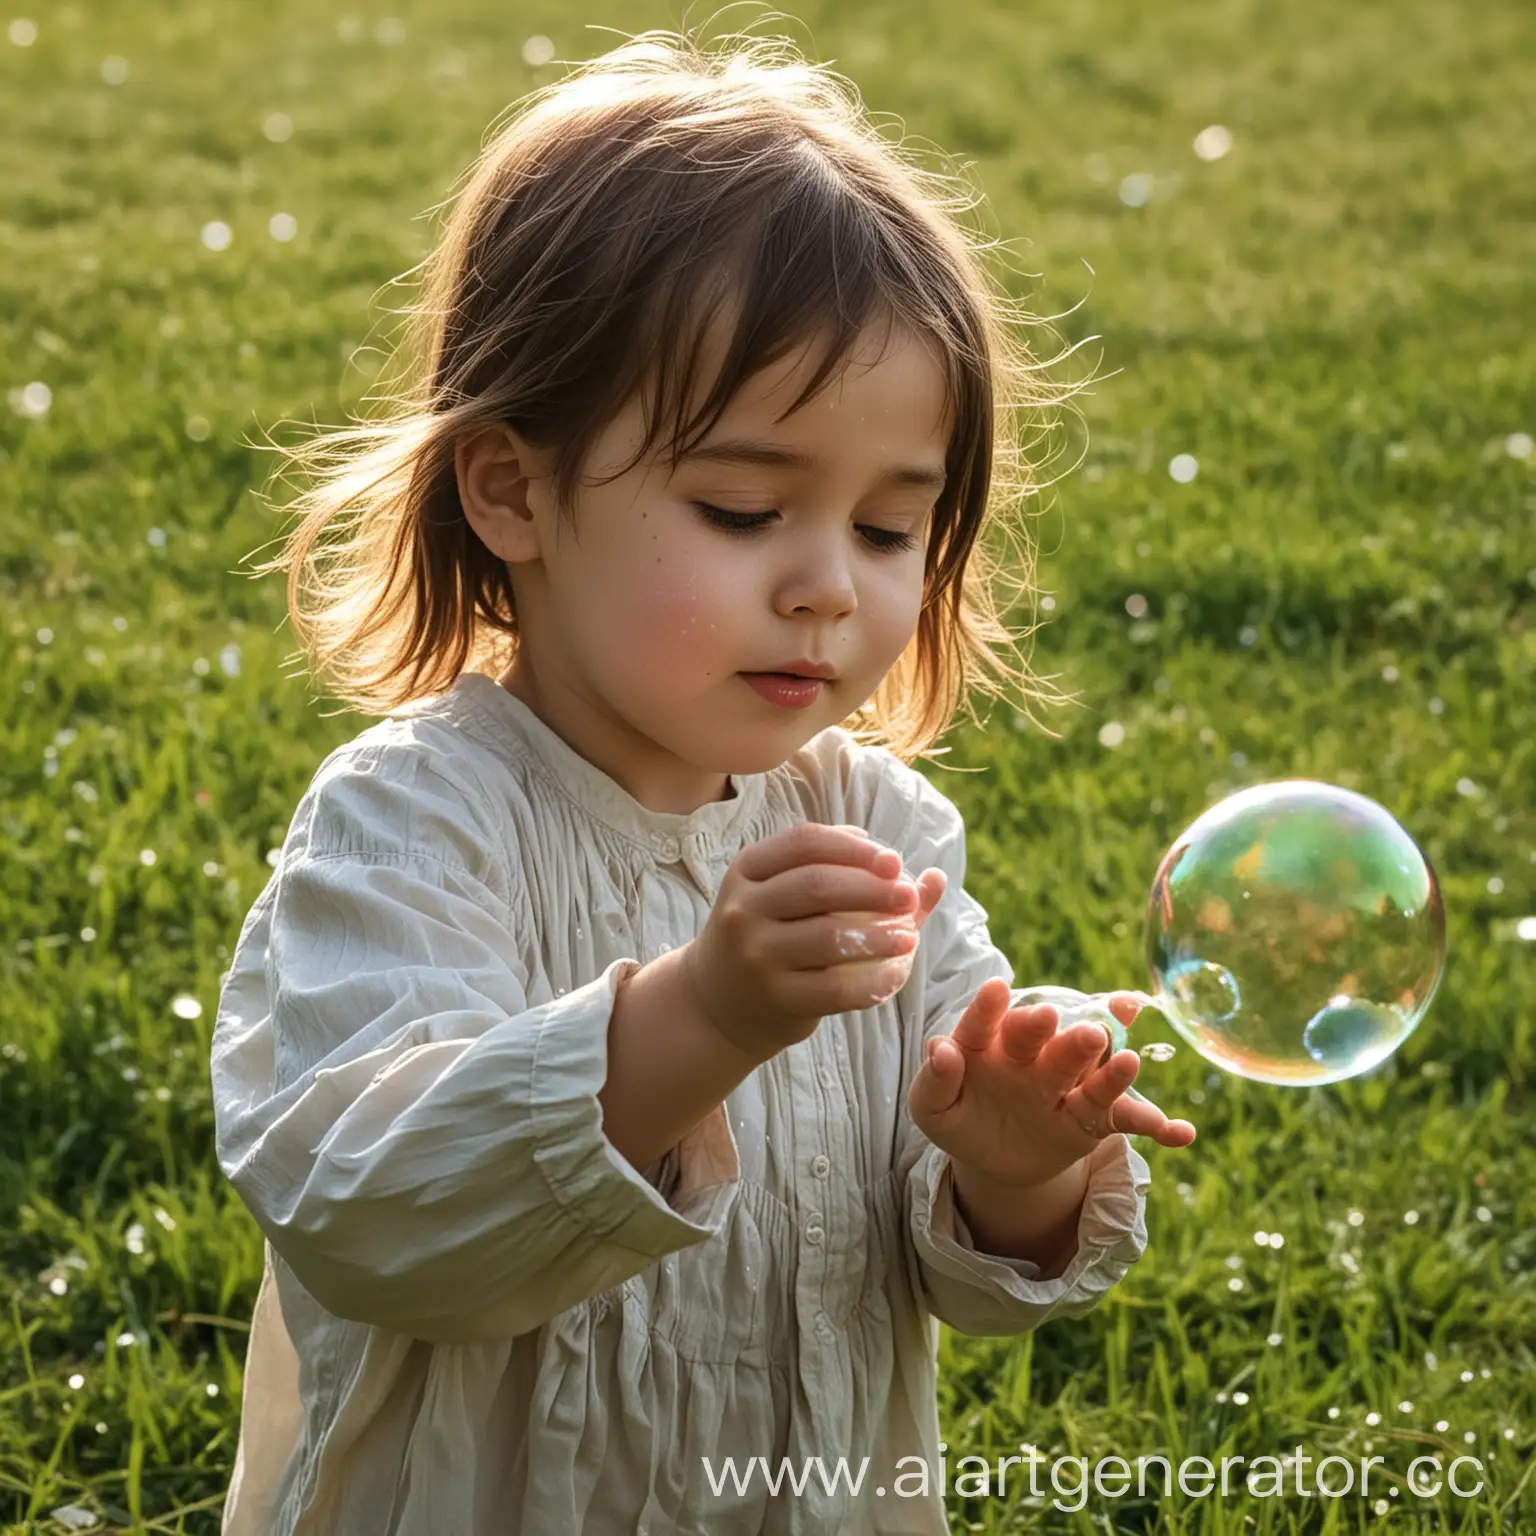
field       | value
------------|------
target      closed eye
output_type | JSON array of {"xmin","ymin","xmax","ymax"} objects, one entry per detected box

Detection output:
[{"xmin": 691, "ymin": 503, "xmax": 920, "ymax": 553}]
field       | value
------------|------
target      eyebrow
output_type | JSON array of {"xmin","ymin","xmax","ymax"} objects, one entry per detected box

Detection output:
[{"xmin": 682, "ymin": 437, "xmax": 948, "ymax": 492}]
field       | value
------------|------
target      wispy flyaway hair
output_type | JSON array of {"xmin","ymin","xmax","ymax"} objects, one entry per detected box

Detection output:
[{"xmin": 247, "ymin": 22, "xmax": 1097, "ymax": 764}]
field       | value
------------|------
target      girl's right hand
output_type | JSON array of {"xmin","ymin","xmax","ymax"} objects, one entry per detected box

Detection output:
[{"xmin": 681, "ymin": 823, "xmax": 946, "ymax": 1061}]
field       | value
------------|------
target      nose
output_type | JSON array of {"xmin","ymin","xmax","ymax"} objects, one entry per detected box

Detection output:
[{"xmin": 777, "ymin": 529, "xmax": 858, "ymax": 618}]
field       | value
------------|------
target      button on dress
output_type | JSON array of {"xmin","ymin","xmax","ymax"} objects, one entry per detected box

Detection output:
[{"xmin": 210, "ymin": 671, "xmax": 1152, "ymax": 1535}]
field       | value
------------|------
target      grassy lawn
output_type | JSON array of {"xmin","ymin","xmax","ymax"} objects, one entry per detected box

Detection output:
[{"xmin": 2, "ymin": 0, "xmax": 1532, "ymax": 1531}]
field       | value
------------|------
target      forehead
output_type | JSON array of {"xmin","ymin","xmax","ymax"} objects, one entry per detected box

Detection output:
[{"xmin": 679, "ymin": 302, "xmax": 953, "ymax": 455}]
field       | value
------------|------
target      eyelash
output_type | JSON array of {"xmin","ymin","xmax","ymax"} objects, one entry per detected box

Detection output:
[{"xmin": 691, "ymin": 503, "xmax": 920, "ymax": 553}]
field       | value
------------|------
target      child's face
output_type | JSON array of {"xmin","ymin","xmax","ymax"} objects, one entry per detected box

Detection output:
[{"xmin": 458, "ymin": 315, "xmax": 952, "ymax": 815}]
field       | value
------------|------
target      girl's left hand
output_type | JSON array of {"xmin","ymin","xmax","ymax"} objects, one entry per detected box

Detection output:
[{"xmin": 908, "ymin": 977, "xmax": 1198, "ymax": 1190}]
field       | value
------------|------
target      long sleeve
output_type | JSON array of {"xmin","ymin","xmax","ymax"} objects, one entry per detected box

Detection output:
[
  {"xmin": 892, "ymin": 764, "xmax": 1151, "ymax": 1336},
  {"xmin": 210, "ymin": 749, "xmax": 740, "ymax": 1347}
]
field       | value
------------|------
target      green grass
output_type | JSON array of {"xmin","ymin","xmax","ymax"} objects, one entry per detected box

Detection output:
[{"xmin": 2, "ymin": 0, "xmax": 1533, "ymax": 1531}]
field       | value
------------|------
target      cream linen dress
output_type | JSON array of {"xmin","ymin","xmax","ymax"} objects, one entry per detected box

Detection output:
[{"xmin": 211, "ymin": 671, "xmax": 1152, "ymax": 1535}]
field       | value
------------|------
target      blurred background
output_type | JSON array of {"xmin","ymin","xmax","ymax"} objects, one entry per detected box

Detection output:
[{"xmin": 2, "ymin": 1, "xmax": 1532, "ymax": 1531}]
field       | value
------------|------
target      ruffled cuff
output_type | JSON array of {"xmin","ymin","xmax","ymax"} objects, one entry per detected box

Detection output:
[
  {"xmin": 532, "ymin": 957, "xmax": 741, "ymax": 1261},
  {"xmin": 907, "ymin": 1132, "xmax": 1150, "ymax": 1336}
]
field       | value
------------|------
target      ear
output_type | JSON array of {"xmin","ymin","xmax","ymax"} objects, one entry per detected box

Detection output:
[{"xmin": 455, "ymin": 422, "xmax": 551, "ymax": 563}]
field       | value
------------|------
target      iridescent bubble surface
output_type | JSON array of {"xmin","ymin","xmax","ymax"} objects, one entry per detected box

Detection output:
[{"xmin": 1141, "ymin": 780, "xmax": 1445, "ymax": 1084}]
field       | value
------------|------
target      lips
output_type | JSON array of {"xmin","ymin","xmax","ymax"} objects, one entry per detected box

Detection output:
[
  {"xmin": 757, "ymin": 659, "xmax": 836, "ymax": 680},
  {"xmin": 741, "ymin": 671, "xmax": 825, "ymax": 708}
]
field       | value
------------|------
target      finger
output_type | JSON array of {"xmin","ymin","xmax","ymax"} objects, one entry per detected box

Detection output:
[
  {"xmin": 950, "ymin": 976, "xmax": 1013, "ymax": 1051},
  {"xmin": 1107, "ymin": 992, "xmax": 1142, "ymax": 1030},
  {"xmin": 796, "ymin": 911, "xmax": 923, "ymax": 973},
  {"xmin": 999, "ymin": 1004, "xmax": 1062, "ymax": 1067},
  {"xmin": 1095, "ymin": 1084, "xmax": 1199, "ymax": 1146},
  {"xmin": 914, "ymin": 868, "xmax": 947, "ymax": 928},
  {"xmin": 1074, "ymin": 1048, "xmax": 1142, "ymax": 1111},
  {"xmin": 908, "ymin": 1035, "xmax": 965, "ymax": 1120},
  {"xmin": 884, "ymin": 868, "xmax": 947, "ymax": 949},
  {"xmin": 1071, "ymin": 1054, "xmax": 1199, "ymax": 1145},
  {"xmin": 871, "ymin": 863, "xmax": 946, "ymax": 930},
  {"xmin": 759, "ymin": 853, "xmax": 917, "ymax": 924},
  {"xmin": 736, "ymin": 822, "xmax": 889, "ymax": 888},
  {"xmin": 1065, "ymin": 1097, "xmax": 1119, "ymax": 1140},
  {"xmin": 1032, "ymin": 1021, "xmax": 1119, "ymax": 1096}
]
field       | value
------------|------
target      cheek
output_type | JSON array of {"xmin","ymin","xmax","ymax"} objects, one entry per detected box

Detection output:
[
  {"xmin": 603, "ymin": 531, "xmax": 745, "ymax": 671},
  {"xmin": 867, "ymin": 564, "xmax": 926, "ymax": 651}
]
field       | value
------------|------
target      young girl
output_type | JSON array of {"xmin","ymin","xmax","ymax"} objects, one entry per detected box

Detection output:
[{"xmin": 212, "ymin": 29, "xmax": 1196, "ymax": 1535}]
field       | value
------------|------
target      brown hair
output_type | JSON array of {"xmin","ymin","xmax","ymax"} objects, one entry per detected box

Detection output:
[{"xmin": 246, "ymin": 24, "xmax": 1095, "ymax": 765}]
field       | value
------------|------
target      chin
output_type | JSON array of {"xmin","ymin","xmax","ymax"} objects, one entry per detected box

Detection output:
[{"xmin": 732, "ymin": 731, "xmax": 832, "ymax": 775}]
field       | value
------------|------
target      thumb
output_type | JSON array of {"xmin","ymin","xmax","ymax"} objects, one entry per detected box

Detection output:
[
  {"xmin": 913, "ymin": 868, "xmax": 947, "ymax": 929},
  {"xmin": 908, "ymin": 1034, "xmax": 964, "ymax": 1121}
]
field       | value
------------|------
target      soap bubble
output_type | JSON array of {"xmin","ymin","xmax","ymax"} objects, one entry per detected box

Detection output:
[{"xmin": 1143, "ymin": 780, "xmax": 1444, "ymax": 1083}]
